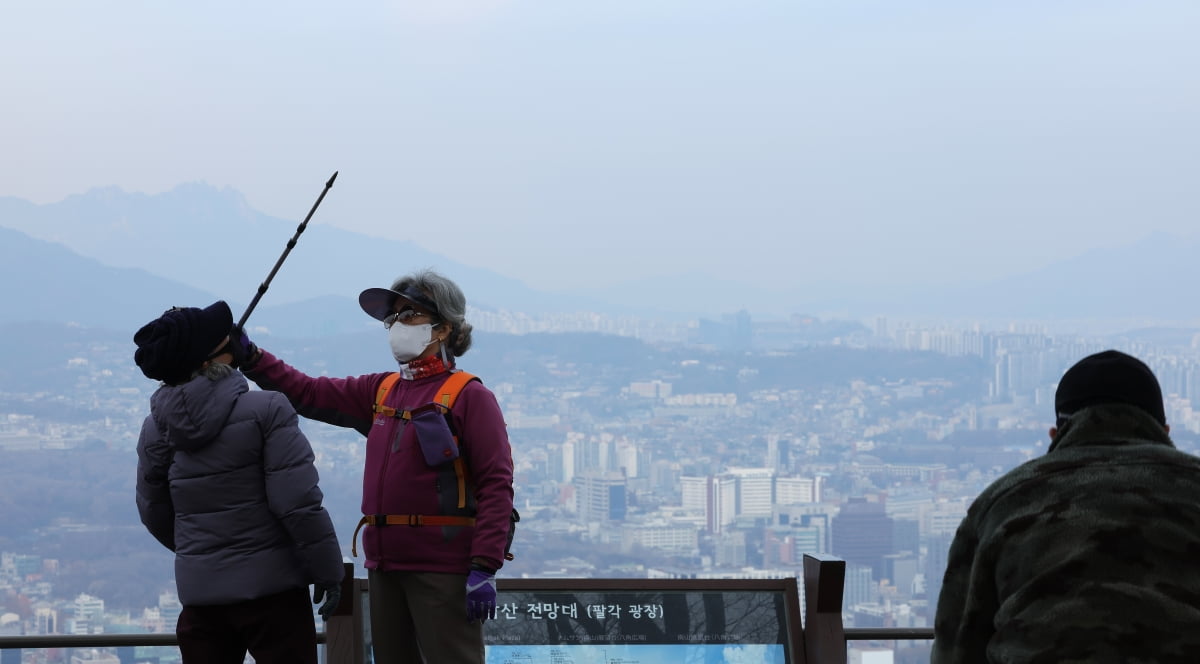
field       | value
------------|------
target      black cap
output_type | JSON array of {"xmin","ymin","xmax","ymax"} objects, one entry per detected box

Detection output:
[
  {"xmin": 133, "ymin": 301, "xmax": 233, "ymax": 385},
  {"xmin": 1055, "ymin": 350, "xmax": 1166, "ymax": 425}
]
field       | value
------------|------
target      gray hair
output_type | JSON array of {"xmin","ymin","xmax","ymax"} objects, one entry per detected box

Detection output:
[
  {"xmin": 193, "ymin": 361, "xmax": 235, "ymax": 382},
  {"xmin": 391, "ymin": 268, "xmax": 474, "ymax": 357}
]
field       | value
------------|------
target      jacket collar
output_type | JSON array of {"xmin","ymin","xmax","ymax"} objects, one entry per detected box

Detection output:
[{"xmin": 1049, "ymin": 402, "xmax": 1173, "ymax": 453}]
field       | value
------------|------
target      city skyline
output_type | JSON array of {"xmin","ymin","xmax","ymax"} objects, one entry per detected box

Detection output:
[{"xmin": 4, "ymin": 309, "xmax": 1200, "ymax": 663}]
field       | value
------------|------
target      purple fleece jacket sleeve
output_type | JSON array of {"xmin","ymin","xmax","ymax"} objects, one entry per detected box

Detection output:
[{"xmin": 244, "ymin": 350, "xmax": 392, "ymax": 436}]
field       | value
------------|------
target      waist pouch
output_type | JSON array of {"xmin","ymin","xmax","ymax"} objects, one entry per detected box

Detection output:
[{"xmin": 410, "ymin": 404, "xmax": 460, "ymax": 466}]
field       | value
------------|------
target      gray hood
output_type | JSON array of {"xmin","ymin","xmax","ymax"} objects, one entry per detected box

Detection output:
[
  {"xmin": 136, "ymin": 369, "xmax": 344, "ymax": 605},
  {"xmin": 149, "ymin": 371, "xmax": 246, "ymax": 452}
]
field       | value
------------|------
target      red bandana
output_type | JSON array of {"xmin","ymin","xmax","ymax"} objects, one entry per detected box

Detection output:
[{"xmin": 399, "ymin": 354, "xmax": 449, "ymax": 380}]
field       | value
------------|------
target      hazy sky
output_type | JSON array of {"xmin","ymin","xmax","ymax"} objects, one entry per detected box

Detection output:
[{"xmin": 3, "ymin": 1, "xmax": 1198, "ymax": 293}]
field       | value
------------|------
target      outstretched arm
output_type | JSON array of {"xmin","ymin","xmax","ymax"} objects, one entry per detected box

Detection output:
[{"xmin": 243, "ymin": 348, "xmax": 386, "ymax": 436}]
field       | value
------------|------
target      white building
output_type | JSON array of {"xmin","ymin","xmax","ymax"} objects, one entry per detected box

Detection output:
[
  {"xmin": 620, "ymin": 521, "xmax": 699, "ymax": 554},
  {"xmin": 776, "ymin": 475, "xmax": 821, "ymax": 504},
  {"xmin": 70, "ymin": 594, "xmax": 104, "ymax": 635},
  {"xmin": 680, "ymin": 476, "xmax": 708, "ymax": 513},
  {"xmin": 70, "ymin": 649, "xmax": 120, "ymax": 664},
  {"xmin": 849, "ymin": 646, "xmax": 894, "ymax": 664},
  {"xmin": 727, "ymin": 467, "xmax": 775, "ymax": 518}
]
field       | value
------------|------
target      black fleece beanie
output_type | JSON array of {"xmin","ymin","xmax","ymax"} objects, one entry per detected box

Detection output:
[
  {"xmin": 1055, "ymin": 349, "xmax": 1166, "ymax": 425},
  {"xmin": 133, "ymin": 301, "xmax": 233, "ymax": 385}
]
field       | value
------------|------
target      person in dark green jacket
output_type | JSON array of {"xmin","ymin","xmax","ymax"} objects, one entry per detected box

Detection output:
[{"xmin": 933, "ymin": 350, "xmax": 1200, "ymax": 664}]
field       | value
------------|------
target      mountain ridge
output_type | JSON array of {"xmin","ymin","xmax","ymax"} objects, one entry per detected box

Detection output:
[
  {"xmin": 0, "ymin": 183, "xmax": 628, "ymax": 318},
  {"xmin": 2, "ymin": 185, "xmax": 1198, "ymax": 324}
]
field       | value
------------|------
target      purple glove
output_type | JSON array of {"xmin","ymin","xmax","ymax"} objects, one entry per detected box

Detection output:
[
  {"xmin": 228, "ymin": 326, "xmax": 260, "ymax": 370},
  {"xmin": 466, "ymin": 569, "xmax": 497, "ymax": 622}
]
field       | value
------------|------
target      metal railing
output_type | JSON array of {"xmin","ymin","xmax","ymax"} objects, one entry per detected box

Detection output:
[
  {"xmin": 0, "ymin": 555, "xmax": 933, "ymax": 664},
  {"xmin": 803, "ymin": 553, "xmax": 934, "ymax": 663}
]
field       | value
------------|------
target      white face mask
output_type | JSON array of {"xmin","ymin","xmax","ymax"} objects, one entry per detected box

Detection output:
[{"xmin": 389, "ymin": 322, "xmax": 435, "ymax": 363}]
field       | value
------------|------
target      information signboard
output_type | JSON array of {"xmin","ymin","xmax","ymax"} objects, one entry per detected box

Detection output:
[{"xmin": 485, "ymin": 578, "xmax": 804, "ymax": 664}]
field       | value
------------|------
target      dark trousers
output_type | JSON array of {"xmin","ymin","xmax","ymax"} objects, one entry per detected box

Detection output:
[
  {"xmin": 368, "ymin": 569, "xmax": 484, "ymax": 663},
  {"xmin": 176, "ymin": 586, "xmax": 317, "ymax": 664}
]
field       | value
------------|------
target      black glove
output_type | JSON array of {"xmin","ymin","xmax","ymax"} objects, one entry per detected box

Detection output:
[
  {"xmin": 313, "ymin": 584, "xmax": 342, "ymax": 621},
  {"xmin": 228, "ymin": 326, "xmax": 260, "ymax": 370}
]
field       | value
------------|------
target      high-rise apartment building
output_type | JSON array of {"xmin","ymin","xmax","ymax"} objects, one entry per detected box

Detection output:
[
  {"xmin": 714, "ymin": 530, "xmax": 748, "ymax": 567},
  {"xmin": 710, "ymin": 475, "xmax": 738, "ymax": 533},
  {"xmin": 158, "ymin": 591, "xmax": 182, "ymax": 634},
  {"xmin": 926, "ymin": 499, "xmax": 969, "ymax": 537},
  {"xmin": 772, "ymin": 504, "xmax": 833, "ymax": 553},
  {"xmin": 34, "ymin": 606, "xmax": 56, "ymax": 635},
  {"xmin": 763, "ymin": 526, "xmax": 824, "ymax": 566},
  {"xmin": 882, "ymin": 553, "xmax": 919, "ymax": 597},
  {"xmin": 924, "ymin": 531, "xmax": 954, "ymax": 611},
  {"xmin": 560, "ymin": 436, "xmax": 578, "ymax": 483},
  {"xmin": 69, "ymin": 649, "xmax": 119, "ymax": 664},
  {"xmin": 681, "ymin": 474, "xmax": 738, "ymax": 533},
  {"xmin": 892, "ymin": 518, "xmax": 920, "ymax": 555},
  {"xmin": 680, "ymin": 475, "xmax": 708, "ymax": 513},
  {"xmin": 777, "ymin": 475, "xmax": 822, "ymax": 504},
  {"xmin": 620, "ymin": 522, "xmax": 698, "ymax": 555},
  {"xmin": 574, "ymin": 471, "xmax": 627, "ymax": 523},
  {"xmin": 833, "ymin": 498, "xmax": 894, "ymax": 579},
  {"xmin": 547, "ymin": 439, "xmax": 574, "ymax": 483},
  {"xmin": 649, "ymin": 459, "xmax": 681, "ymax": 495},
  {"xmin": 614, "ymin": 438, "xmax": 639, "ymax": 478},
  {"xmin": 843, "ymin": 563, "xmax": 877, "ymax": 608},
  {"xmin": 727, "ymin": 467, "xmax": 774, "ymax": 518},
  {"xmin": 70, "ymin": 593, "xmax": 104, "ymax": 635},
  {"xmin": 628, "ymin": 380, "xmax": 672, "ymax": 399}
]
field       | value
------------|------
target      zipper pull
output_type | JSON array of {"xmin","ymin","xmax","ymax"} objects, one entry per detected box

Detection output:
[{"xmin": 391, "ymin": 419, "xmax": 406, "ymax": 453}]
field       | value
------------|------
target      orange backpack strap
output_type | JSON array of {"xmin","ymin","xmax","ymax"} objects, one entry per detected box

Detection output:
[
  {"xmin": 374, "ymin": 371, "xmax": 476, "ymax": 418},
  {"xmin": 437, "ymin": 371, "xmax": 478, "ymax": 409},
  {"xmin": 436, "ymin": 372, "xmax": 478, "ymax": 509},
  {"xmin": 372, "ymin": 373, "xmax": 403, "ymax": 417}
]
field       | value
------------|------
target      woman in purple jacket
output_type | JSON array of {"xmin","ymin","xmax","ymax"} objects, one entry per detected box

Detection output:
[{"xmin": 238, "ymin": 269, "xmax": 515, "ymax": 664}]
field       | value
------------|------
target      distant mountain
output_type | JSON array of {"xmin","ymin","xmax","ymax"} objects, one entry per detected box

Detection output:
[
  {"xmin": 942, "ymin": 232, "xmax": 1200, "ymax": 319},
  {"xmin": 0, "ymin": 226, "xmax": 387, "ymax": 337},
  {"xmin": 851, "ymin": 231, "xmax": 1200, "ymax": 321},
  {"xmin": 740, "ymin": 231, "xmax": 1200, "ymax": 323},
  {"xmin": 545, "ymin": 232, "xmax": 1200, "ymax": 322},
  {"xmin": 0, "ymin": 226, "xmax": 216, "ymax": 329},
  {"xmin": 2, "ymin": 185, "xmax": 1197, "ymax": 323},
  {"xmin": 0, "ymin": 184, "xmax": 622, "ymax": 317},
  {"xmin": 571, "ymin": 270, "xmax": 808, "ymax": 319}
]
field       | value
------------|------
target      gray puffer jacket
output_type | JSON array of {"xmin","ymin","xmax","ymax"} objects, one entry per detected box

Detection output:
[{"xmin": 136, "ymin": 370, "xmax": 344, "ymax": 606}]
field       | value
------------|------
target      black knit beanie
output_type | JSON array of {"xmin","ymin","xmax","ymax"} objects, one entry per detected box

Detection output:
[
  {"xmin": 133, "ymin": 301, "xmax": 233, "ymax": 385},
  {"xmin": 1055, "ymin": 350, "xmax": 1166, "ymax": 425}
]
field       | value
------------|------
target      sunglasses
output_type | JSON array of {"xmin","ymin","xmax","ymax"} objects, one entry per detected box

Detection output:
[{"xmin": 383, "ymin": 307, "xmax": 439, "ymax": 329}]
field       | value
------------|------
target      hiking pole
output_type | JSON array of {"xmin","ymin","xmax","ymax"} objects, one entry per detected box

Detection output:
[{"xmin": 236, "ymin": 171, "xmax": 338, "ymax": 330}]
